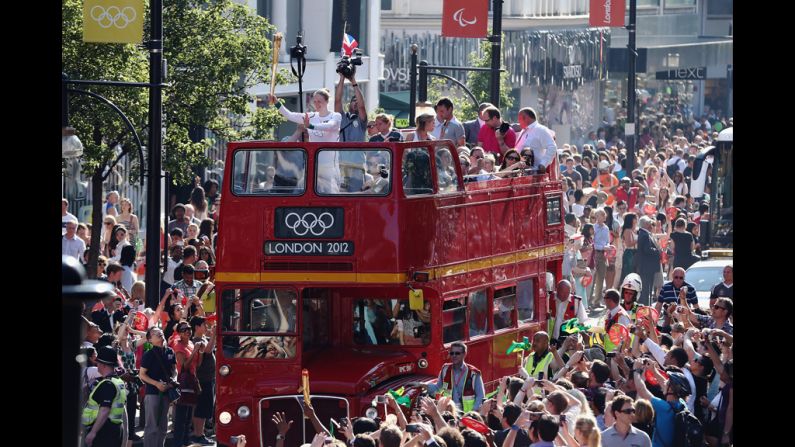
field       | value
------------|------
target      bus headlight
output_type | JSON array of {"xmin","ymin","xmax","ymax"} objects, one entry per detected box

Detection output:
[
  {"xmin": 219, "ymin": 412, "xmax": 232, "ymax": 425},
  {"xmin": 365, "ymin": 407, "xmax": 379, "ymax": 419},
  {"xmin": 219, "ymin": 365, "xmax": 231, "ymax": 376},
  {"xmin": 418, "ymin": 359, "xmax": 428, "ymax": 369},
  {"xmin": 238, "ymin": 406, "xmax": 251, "ymax": 419}
]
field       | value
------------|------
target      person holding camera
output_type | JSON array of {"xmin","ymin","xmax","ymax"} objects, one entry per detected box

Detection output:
[
  {"xmin": 139, "ymin": 327, "xmax": 177, "ymax": 447},
  {"xmin": 334, "ymin": 70, "xmax": 367, "ymax": 142},
  {"xmin": 514, "ymin": 107, "xmax": 557, "ymax": 174},
  {"xmin": 478, "ymin": 106, "xmax": 516, "ymax": 157}
]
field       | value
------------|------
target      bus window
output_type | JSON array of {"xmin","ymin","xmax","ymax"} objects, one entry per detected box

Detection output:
[
  {"xmin": 402, "ymin": 148, "xmax": 434, "ymax": 196},
  {"xmin": 443, "ymin": 296, "xmax": 467, "ymax": 343},
  {"xmin": 468, "ymin": 290, "xmax": 488, "ymax": 337},
  {"xmin": 352, "ymin": 298, "xmax": 430, "ymax": 346},
  {"xmin": 517, "ymin": 279, "xmax": 535, "ymax": 322},
  {"xmin": 232, "ymin": 149, "xmax": 306, "ymax": 195},
  {"xmin": 316, "ymin": 149, "xmax": 392, "ymax": 195},
  {"xmin": 435, "ymin": 147, "xmax": 459, "ymax": 193},
  {"xmin": 493, "ymin": 287, "xmax": 516, "ymax": 330},
  {"xmin": 220, "ymin": 288, "xmax": 297, "ymax": 359}
]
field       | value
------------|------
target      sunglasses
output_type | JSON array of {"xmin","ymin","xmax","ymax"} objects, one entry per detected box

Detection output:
[
  {"xmin": 450, "ymin": 351, "xmax": 464, "ymax": 356},
  {"xmin": 673, "ymin": 276, "xmax": 684, "ymax": 280},
  {"xmin": 506, "ymin": 156, "xmax": 520, "ymax": 161},
  {"xmin": 618, "ymin": 408, "xmax": 636, "ymax": 414},
  {"xmin": 367, "ymin": 124, "xmax": 375, "ymax": 129},
  {"xmin": 712, "ymin": 305, "xmax": 726, "ymax": 310}
]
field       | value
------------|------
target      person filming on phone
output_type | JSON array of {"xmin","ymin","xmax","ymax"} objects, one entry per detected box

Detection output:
[{"xmin": 654, "ymin": 267, "xmax": 698, "ymax": 315}]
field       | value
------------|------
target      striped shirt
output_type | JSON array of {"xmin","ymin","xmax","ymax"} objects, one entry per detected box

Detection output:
[{"xmin": 656, "ymin": 281, "xmax": 698, "ymax": 305}]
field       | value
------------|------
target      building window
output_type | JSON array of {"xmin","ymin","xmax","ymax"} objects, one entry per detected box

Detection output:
[
  {"xmin": 257, "ymin": 0, "xmax": 271, "ymax": 18},
  {"xmin": 635, "ymin": 0, "xmax": 660, "ymax": 7},
  {"xmin": 707, "ymin": 0, "xmax": 733, "ymax": 16},
  {"xmin": 665, "ymin": 0, "xmax": 696, "ymax": 7},
  {"xmin": 381, "ymin": 0, "xmax": 392, "ymax": 11}
]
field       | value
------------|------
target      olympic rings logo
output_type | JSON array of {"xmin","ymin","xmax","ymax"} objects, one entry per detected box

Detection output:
[
  {"xmin": 284, "ymin": 212, "xmax": 335, "ymax": 236},
  {"xmin": 90, "ymin": 5, "xmax": 137, "ymax": 29}
]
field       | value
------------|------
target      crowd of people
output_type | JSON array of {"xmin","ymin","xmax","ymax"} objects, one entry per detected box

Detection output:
[
  {"xmin": 66, "ymin": 177, "xmax": 222, "ymax": 447},
  {"xmin": 64, "ymin": 68, "xmax": 732, "ymax": 446}
]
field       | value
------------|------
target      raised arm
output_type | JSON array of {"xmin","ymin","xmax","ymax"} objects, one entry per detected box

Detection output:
[
  {"xmin": 334, "ymin": 73, "xmax": 345, "ymax": 114},
  {"xmin": 632, "ymin": 359, "xmax": 654, "ymax": 401}
]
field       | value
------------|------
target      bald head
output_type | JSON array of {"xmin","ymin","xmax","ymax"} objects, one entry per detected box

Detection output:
[
  {"xmin": 533, "ymin": 331, "xmax": 550, "ymax": 354},
  {"xmin": 556, "ymin": 280, "xmax": 572, "ymax": 301},
  {"xmin": 672, "ymin": 267, "xmax": 686, "ymax": 287}
]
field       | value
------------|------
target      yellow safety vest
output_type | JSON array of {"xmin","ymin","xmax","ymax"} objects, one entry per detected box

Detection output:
[
  {"xmin": 82, "ymin": 377, "xmax": 127, "ymax": 427},
  {"xmin": 439, "ymin": 363, "xmax": 480, "ymax": 412},
  {"xmin": 525, "ymin": 351, "xmax": 554, "ymax": 395}
]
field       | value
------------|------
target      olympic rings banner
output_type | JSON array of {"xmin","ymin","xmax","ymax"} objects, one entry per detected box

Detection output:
[
  {"xmin": 83, "ymin": 0, "xmax": 144, "ymax": 43},
  {"xmin": 274, "ymin": 207, "xmax": 345, "ymax": 239}
]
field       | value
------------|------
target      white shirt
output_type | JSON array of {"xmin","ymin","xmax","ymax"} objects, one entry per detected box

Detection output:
[
  {"xmin": 571, "ymin": 203, "xmax": 584, "ymax": 218},
  {"xmin": 62, "ymin": 213, "xmax": 78, "ymax": 235},
  {"xmin": 278, "ymin": 105, "xmax": 341, "ymax": 142},
  {"xmin": 62, "ymin": 234, "xmax": 86, "ymax": 260},
  {"xmin": 162, "ymin": 257, "xmax": 180, "ymax": 285},
  {"xmin": 553, "ymin": 296, "xmax": 587, "ymax": 339},
  {"xmin": 607, "ymin": 305, "xmax": 632, "ymax": 329},
  {"xmin": 517, "ymin": 121, "xmax": 557, "ymax": 168}
]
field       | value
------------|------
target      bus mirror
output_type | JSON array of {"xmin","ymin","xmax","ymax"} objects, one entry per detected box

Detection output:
[{"xmin": 409, "ymin": 289, "xmax": 424, "ymax": 310}]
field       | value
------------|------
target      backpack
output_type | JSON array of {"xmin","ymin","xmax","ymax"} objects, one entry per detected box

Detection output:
[{"xmin": 670, "ymin": 403, "xmax": 705, "ymax": 447}]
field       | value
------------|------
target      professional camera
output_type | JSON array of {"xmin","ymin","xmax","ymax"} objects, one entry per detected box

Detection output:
[
  {"xmin": 378, "ymin": 164, "xmax": 388, "ymax": 179},
  {"xmin": 336, "ymin": 49, "xmax": 363, "ymax": 78}
]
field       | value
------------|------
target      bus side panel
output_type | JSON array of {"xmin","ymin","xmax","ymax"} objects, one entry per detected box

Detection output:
[
  {"xmin": 488, "ymin": 188, "xmax": 514, "ymax": 258},
  {"xmin": 466, "ymin": 337, "xmax": 494, "ymax": 389},
  {"xmin": 357, "ymin": 201, "xmax": 401, "ymax": 273},
  {"xmin": 215, "ymin": 196, "xmax": 264, "ymax": 274},
  {"xmin": 435, "ymin": 196, "xmax": 467, "ymax": 270},
  {"xmin": 464, "ymin": 189, "xmax": 491, "ymax": 266},
  {"xmin": 401, "ymin": 198, "xmax": 438, "ymax": 271}
]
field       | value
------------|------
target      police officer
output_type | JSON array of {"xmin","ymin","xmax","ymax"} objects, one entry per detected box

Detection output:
[
  {"xmin": 82, "ymin": 346, "xmax": 127, "ymax": 447},
  {"xmin": 412, "ymin": 342, "xmax": 485, "ymax": 413}
]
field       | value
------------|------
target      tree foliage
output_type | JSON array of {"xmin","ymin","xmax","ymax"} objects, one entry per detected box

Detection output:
[
  {"xmin": 427, "ymin": 35, "xmax": 514, "ymax": 122},
  {"xmin": 63, "ymin": 0, "xmax": 277, "ymax": 186}
]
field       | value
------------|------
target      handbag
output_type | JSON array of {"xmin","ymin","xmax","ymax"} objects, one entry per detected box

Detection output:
[{"xmin": 176, "ymin": 367, "xmax": 202, "ymax": 406}]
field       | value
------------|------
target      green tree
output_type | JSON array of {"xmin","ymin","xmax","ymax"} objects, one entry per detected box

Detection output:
[
  {"xmin": 63, "ymin": 0, "xmax": 276, "ymax": 277},
  {"xmin": 427, "ymin": 35, "xmax": 514, "ymax": 122}
]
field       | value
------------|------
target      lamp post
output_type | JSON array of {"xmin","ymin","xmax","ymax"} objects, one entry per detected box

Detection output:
[{"xmin": 626, "ymin": 0, "xmax": 638, "ymax": 174}]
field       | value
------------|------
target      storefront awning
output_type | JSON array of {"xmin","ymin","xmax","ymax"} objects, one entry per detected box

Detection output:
[{"xmin": 608, "ymin": 37, "xmax": 732, "ymax": 78}]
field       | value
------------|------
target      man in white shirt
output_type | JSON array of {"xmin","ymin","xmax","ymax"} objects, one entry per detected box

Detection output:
[
  {"xmin": 62, "ymin": 198, "xmax": 78, "ymax": 235},
  {"xmin": 552, "ymin": 280, "xmax": 587, "ymax": 339},
  {"xmin": 514, "ymin": 107, "xmax": 557, "ymax": 171},
  {"xmin": 62, "ymin": 220, "xmax": 86, "ymax": 261}
]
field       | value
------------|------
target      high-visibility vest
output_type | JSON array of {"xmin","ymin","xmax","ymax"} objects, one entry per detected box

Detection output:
[
  {"xmin": 438, "ymin": 363, "xmax": 481, "ymax": 412},
  {"xmin": 82, "ymin": 376, "xmax": 127, "ymax": 427},
  {"xmin": 525, "ymin": 351, "xmax": 554, "ymax": 396}
]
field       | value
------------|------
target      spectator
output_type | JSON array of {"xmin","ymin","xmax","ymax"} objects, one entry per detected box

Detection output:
[
  {"xmin": 670, "ymin": 218, "xmax": 699, "ymax": 270},
  {"xmin": 189, "ymin": 316, "xmax": 217, "ymax": 445},
  {"xmin": 116, "ymin": 197, "xmax": 140, "ymax": 249},
  {"xmin": 684, "ymin": 298, "xmax": 733, "ymax": 334},
  {"xmin": 104, "ymin": 190, "xmax": 120, "ymax": 217},
  {"xmin": 636, "ymin": 217, "xmax": 661, "ymax": 306},
  {"xmin": 590, "ymin": 209, "xmax": 610, "ymax": 309},
  {"xmin": 562, "ymin": 158, "xmax": 583, "ymax": 189},
  {"xmin": 190, "ymin": 186, "xmax": 210, "ymax": 221},
  {"xmin": 119, "ymin": 245, "xmax": 137, "ymax": 294},
  {"xmin": 173, "ymin": 245, "xmax": 198, "ymax": 281},
  {"xmin": 654, "ymin": 267, "xmax": 698, "ymax": 314},
  {"xmin": 405, "ymin": 113, "xmax": 437, "ymax": 142},
  {"xmin": 63, "ymin": 198, "xmax": 78, "ymax": 234},
  {"xmin": 63, "ymin": 219, "xmax": 86, "ymax": 260},
  {"xmin": 168, "ymin": 204, "xmax": 190, "ymax": 235},
  {"xmin": 139, "ymin": 326, "xmax": 177, "ymax": 447},
  {"xmin": 601, "ymin": 395, "xmax": 652, "ymax": 447},
  {"xmin": 709, "ymin": 265, "xmax": 733, "ymax": 302},
  {"xmin": 170, "ymin": 321, "xmax": 197, "ymax": 447}
]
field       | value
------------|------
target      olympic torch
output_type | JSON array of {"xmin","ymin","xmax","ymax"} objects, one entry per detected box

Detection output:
[
  {"xmin": 301, "ymin": 368, "xmax": 311, "ymax": 408},
  {"xmin": 269, "ymin": 32, "xmax": 283, "ymax": 105}
]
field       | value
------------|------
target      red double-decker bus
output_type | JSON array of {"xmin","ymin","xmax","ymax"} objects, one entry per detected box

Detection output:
[{"xmin": 212, "ymin": 139, "xmax": 564, "ymax": 446}]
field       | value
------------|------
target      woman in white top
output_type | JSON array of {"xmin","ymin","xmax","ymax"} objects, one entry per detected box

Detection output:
[
  {"xmin": 269, "ymin": 90, "xmax": 341, "ymax": 142},
  {"xmin": 404, "ymin": 113, "xmax": 436, "ymax": 142},
  {"xmin": 270, "ymin": 90, "xmax": 342, "ymax": 193}
]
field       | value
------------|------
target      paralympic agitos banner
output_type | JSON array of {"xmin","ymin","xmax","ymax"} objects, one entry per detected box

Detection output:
[
  {"xmin": 441, "ymin": 0, "xmax": 488, "ymax": 38},
  {"xmin": 589, "ymin": 0, "xmax": 626, "ymax": 28}
]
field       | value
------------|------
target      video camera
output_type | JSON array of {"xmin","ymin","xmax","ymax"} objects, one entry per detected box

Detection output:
[{"xmin": 336, "ymin": 49, "xmax": 363, "ymax": 78}]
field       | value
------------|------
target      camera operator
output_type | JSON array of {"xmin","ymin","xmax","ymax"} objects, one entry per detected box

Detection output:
[
  {"xmin": 478, "ymin": 106, "xmax": 516, "ymax": 158},
  {"xmin": 139, "ymin": 327, "xmax": 177, "ymax": 447},
  {"xmin": 335, "ymin": 66, "xmax": 367, "ymax": 142}
]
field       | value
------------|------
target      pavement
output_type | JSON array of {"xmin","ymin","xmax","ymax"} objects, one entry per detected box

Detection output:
[{"xmin": 130, "ymin": 409, "xmax": 217, "ymax": 447}]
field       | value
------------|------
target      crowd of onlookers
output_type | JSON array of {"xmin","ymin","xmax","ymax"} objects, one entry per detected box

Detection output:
[{"xmin": 67, "ymin": 178, "xmax": 221, "ymax": 447}]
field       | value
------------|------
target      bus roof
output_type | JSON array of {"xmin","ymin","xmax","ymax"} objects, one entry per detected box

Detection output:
[{"xmin": 717, "ymin": 127, "xmax": 732, "ymax": 142}]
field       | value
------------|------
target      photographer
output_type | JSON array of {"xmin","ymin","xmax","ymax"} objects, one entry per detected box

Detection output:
[
  {"xmin": 335, "ymin": 69, "xmax": 368, "ymax": 142},
  {"xmin": 478, "ymin": 106, "xmax": 516, "ymax": 157},
  {"xmin": 139, "ymin": 327, "xmax": 177, "ymax": 447}
]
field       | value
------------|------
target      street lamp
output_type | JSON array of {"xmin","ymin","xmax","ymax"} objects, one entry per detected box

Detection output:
[{"xmin": 62, "ymin": 126, "xmax": 84, "ymax": 159}]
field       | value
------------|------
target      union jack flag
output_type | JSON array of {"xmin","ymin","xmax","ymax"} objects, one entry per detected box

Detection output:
[{"xmin": 341, "ymin": 33, "xmax": 358, "ymax": 57}]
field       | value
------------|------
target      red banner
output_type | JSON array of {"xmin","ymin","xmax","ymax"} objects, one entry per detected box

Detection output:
[
  {"xmin": 589, "ymin": 0, "xmax": 626, "ymax": 27},
  {"xmin": 442, "ymin": 0, "xmax": 488, "ymax": 38}
]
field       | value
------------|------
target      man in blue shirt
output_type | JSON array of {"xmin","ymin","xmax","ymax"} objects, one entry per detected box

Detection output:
[
  {"xmin": 633, "ymin": 360, "xmax": 692, "ymax": 447},
  {"xmin": 591, "ymin": 208, "xmax": 610, "ymax": 310},
  {"xmin": 654, "ymin": 267, "xmax": 698, "ymax": 314},
  {"xmin": 416, "ymin": 342, "xmax": 485, "ymax": 412}
]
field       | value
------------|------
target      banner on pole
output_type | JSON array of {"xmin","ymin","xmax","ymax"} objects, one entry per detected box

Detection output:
[
  {"xmin": 83, "ymin": 0, "xmax": 144, "ymax": 44},
  {"xmin": 589, "ymin": 0, "xmax": 626, "ymax": 28},
  {"xmin": 442, "ymin": 0, "xmax": 488, "ymax": 38}
]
